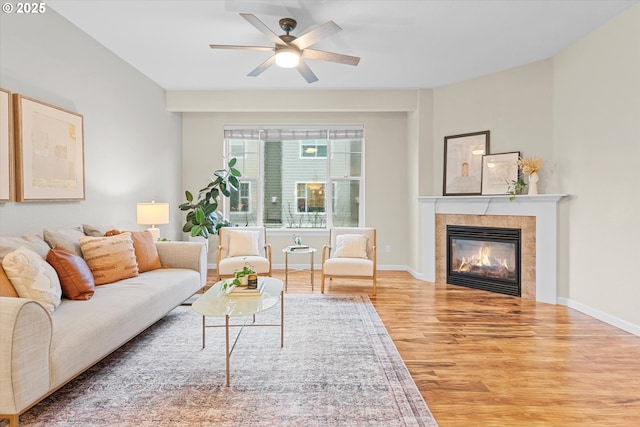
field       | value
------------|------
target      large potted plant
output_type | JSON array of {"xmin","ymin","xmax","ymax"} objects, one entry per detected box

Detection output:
[{"xmin": 179, "ymin": 158, "xmax": 241, "ymax": 238}]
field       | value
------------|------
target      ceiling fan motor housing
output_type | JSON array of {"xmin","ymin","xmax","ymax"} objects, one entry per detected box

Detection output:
[{"xmin": 279, "ymin": 17, "xmax": 297, "ymax": 34}]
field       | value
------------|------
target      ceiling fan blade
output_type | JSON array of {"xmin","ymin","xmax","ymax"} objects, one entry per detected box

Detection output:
[
  {"xmin": 291, "ymin": 21, "xmax": 342, "ymax": 50},
  {"xmin": 302, "ymin": 49, "xmax": 360, "ymax": 66},
  {"xmin": 296, "ymin": 60, "xmax": 318, "ymax": 84},
  {"xmin": 247, "ymin": 55, "xmax": 276, "ymax": 77},
  {"xmin": 209, "ymin": 44, "xmax": 275, "ymax": 52},
  {"xmin": 240, "ymin": 13, "xmax": 287, "ymax": 46}
]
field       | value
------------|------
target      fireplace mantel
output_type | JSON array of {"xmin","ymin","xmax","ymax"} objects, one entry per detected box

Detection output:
[{"xmin": 418, "ymin": 195, "xmax": 568, "ymax": 304}]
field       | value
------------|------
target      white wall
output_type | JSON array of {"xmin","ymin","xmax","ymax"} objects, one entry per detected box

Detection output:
[
  {"xmin": 181, "ymin": 111, "xmax": 410, "ymax": 267},
  {"xmin": 0, "ymin": 9, "xmax": 182, "ymax": 238},
  {"xmin": 432, "ymin": 59, "xmax": 555, "ymax": 195},
  {"xmin": 554, "ymin": 4, "xmax": 640, "ymax": 328}
]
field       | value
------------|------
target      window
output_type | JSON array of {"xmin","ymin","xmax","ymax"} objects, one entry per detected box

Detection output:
[
  {"xmin": 230, "ymin": 182, "xmax": 250, "ymax": 212},
  {"xmin": 224, "ymin": 127, "xmax": 364, "ymax": 229},
  {"xmin": 297, "ymin": 182, "xmax": 326, "ymax": 212},
  {"xmin": 300, "ymin": 141, "xmax": 327, "ymax": 158}
]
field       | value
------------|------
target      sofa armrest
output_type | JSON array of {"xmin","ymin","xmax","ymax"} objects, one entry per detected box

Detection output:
[
  {"xmin": 0, "ymin": 297, "xmax": 52, "ymax": 416},
  {"xmin": 155, "ymin": 241, "xmax": 208, "ymax": 288}
]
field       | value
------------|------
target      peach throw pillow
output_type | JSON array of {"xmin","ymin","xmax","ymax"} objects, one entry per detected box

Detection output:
[
  {"xmin": 128, "ymin": 231, "xmax": 162, "ymax": 273},
  {"xmin": 46, "ymin": 246, "xmax": 95, "ymax": 300},
  {"xmin": 79, "ymin": 233, "xmax": 139, "ymax": 285}
]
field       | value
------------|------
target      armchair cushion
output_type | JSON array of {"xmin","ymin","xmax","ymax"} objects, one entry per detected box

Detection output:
[
  {"xmin": 218, "ymin": 255, "xmax": 271, "ymax": 277},
  {"xmin": 227, "ymin": 229, "xmax": 260, "ymax": 257},
  {"xmin": 323, "ymin": 257, "xmax": 374, "ymax": 276},
  {"xmin": 333, "ymin": 234, "xmax": 368, "ymax": 259}
]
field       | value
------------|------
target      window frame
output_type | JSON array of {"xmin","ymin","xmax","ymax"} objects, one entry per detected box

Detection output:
[{"xmin": 224, "ymin": 126, "xmax": 364, "ymax": 231}]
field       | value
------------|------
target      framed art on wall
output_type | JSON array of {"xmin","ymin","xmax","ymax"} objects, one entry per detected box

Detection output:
[
  {"xmin": 481, "ymin": 151, "xmax": 520, "ymax": 195},
  {"xmin": 14, "ymin": 94, "xmax": 85, "ymax": 201},
  {"xmin": 443, "ymin": 130, "xmax": 489, "ymax": 196},
  {"xmin": 0, "ymin": 88, "xmax": 13, "ymax": 202}
]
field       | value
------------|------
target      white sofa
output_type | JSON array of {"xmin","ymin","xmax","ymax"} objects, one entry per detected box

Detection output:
[{"xmin": 0, "ymin": 240, "xmax": 207, "ymax": 426}]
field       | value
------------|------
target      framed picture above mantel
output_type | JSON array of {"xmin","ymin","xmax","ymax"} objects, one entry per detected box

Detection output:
[
  {"xmin": 13, "ymin": 94, "xmax": 85, "ymax": 202},
  {"xmin": 443, "ymin": 130, "xmax": 489, "ymax": 196},
  {"xmin": 481, "ymin": 151, "xmax": 520, "ymax": 195}
]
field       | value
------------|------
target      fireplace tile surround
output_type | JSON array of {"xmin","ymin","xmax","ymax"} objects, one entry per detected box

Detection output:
[
  {"xmin": 418, "ymin": 195, "xmax": 567, "ymax": 304},
  {"xmin": 438, "ymin": 215, "xmax": 535, "ymax": 299}
]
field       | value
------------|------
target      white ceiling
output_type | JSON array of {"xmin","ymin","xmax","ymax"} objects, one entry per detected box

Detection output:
[{"xmin": 47, "ymin": 0, "xmax": 638, "ymax": 91}]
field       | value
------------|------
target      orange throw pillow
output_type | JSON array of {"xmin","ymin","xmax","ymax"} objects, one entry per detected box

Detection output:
[
  {"xmin": 128, "ymin": 231, "xmax": 162, "ymax": 273},
  {"xmin": 46, "ymin": 246, "xmax": 95, "ymax": 300},
  {"xmin": 0, "ymin": 265, "xmax": 18, "ymax": 297}
]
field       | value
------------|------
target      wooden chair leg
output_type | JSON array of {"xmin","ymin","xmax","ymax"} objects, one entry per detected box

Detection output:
[{"xmin": 321, "ymin": 273, "xmax": 325, "ymax": 293}]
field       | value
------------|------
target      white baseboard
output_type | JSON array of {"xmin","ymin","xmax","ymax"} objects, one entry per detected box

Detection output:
[{"xmin": 557, "ymin": 297, "xmax": 640, "ymax": 337}]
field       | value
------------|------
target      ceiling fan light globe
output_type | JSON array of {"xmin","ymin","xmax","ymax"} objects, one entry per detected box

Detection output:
[{"xmin": 275, "ymin": 49, "xmax": 300, "ymax": 68}]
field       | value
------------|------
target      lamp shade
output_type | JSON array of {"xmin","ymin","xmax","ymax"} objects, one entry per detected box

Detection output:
[{"xmin": 136, "ymin": 202, "xmax": 169, "ymax": 226}]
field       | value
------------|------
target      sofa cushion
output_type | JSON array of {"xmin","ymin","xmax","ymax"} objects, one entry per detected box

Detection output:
[
  {"xmin": 46, "ymin": 246, "xmax": 95, "ymax": 300},
  {"xmin": 43, "ymin": 227, "xmax": 85, "ymax": 258},
  {"xmin": 2, "ymin": 247, "xmax": 62, "ymax": 313},
  {"xmin": 82, "ymin": 224, "xmax": 116, "ymax": 237},
  {"xmin": 333, "ymin": 234, "xmax": 368, "ymax": 259},
  {"xmin": 227, "ymin": 229, "xmax": 260, "ymax": 257},
  {"xmin": 79, "ymin": 233, "xmax": 139, "ymax": 285},
  {"xmin": 0, "ymin": 233, "xmax": 51, "ymax": 261},
  {"xmin": 0, "ymin": 265, "xmax": 18, "ymax": 297}
]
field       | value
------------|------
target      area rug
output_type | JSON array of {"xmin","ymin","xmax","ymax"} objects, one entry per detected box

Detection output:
[{"xmin": 13, "ymin": 295, "xmax": 437, "ymax": 426}]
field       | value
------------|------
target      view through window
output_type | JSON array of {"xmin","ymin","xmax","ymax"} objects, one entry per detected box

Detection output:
[{"xmin": 224, "ymin": 127, "xmax": 364, "ymax": 229}]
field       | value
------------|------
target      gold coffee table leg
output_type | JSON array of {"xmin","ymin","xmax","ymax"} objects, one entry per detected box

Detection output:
[{"xmin": 225, "ymin": 314, "xmax": 230, "ymax": 387}]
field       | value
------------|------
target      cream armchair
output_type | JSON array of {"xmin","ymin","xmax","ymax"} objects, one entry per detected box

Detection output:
[
  {"xmin": 321, "ymin": 227, "xmax": 377, "ymax": 295},
  {"xmin": 216, "ymin": 226, "xmax": 272, "ymax": 281}
]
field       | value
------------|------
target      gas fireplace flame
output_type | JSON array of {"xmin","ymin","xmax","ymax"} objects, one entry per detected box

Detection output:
[{"xmin": 458, "ymin": 244, "xmax": 509, "ymax": 272}]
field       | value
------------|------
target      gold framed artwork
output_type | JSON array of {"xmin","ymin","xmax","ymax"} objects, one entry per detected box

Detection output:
[
  {"xmin": 481, "ymin": 151, "xmax": 520, "ymax": 195},
  {"xmin": 443, "ymin": 130, "xmax": 490, "ymax": 196},
  {"xmin": 13, "ymin": 94, "xmax": 85, "ymax": 201},
  {"xmin": 0, "ymin": 88, "xmax": 14, "ymax": 202}
]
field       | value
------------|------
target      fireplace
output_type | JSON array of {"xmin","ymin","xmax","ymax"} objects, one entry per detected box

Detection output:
[{"xmin": 447, "ymin": 225, "xmax": 521, "ymax": 297}]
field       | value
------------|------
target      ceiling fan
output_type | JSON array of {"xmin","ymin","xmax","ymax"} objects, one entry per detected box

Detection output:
[{"xmin": 210, "ymin": 13, "xmax": 360, "ymax": 84}]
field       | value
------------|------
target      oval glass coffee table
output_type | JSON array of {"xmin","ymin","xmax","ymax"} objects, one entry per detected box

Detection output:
[{"xmin": 192, "ymin": 277, "xmax": 284, "ymax": 387}]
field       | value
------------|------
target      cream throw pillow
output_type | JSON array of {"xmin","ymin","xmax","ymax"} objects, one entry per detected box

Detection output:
[
  {"xmin": 43, "ymin": 227, "xmax": 85, "ymax": 257},
  {"xmin": 82, "ymin": 224, "xmax": 117, "ymax": 237},
  {"xmin": 227, "ymin": 230, "xmax": 260, "ymax": 257},
  {"xmin": 79, "ymin": 232, "xmax": 139, "ymax": 285},
  {"xmin": 333, "ymin": 234, "xmax": 368, "ymax": 259},
  {"xmin": 2, "ymin": 247, "xmax": 62, "ymax": 313},
  {"xmin": 0, "ymin": 233, "xmax": 51, "ymax": 261}
]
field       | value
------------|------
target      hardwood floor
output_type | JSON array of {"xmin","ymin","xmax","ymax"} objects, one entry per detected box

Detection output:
[{"xmin": 207, "ymin": 270, "xmax": 640, "ymax": 426}]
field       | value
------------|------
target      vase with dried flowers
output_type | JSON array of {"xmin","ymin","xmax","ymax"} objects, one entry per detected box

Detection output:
[{"xmin": 518, "ymin": 157, "xmax": 543, "ymax": 195}]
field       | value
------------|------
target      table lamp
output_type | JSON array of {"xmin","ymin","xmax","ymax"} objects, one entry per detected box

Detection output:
[{"xmin": 136, "ymin": 200, "xmax": 169, "ymax": 241}]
